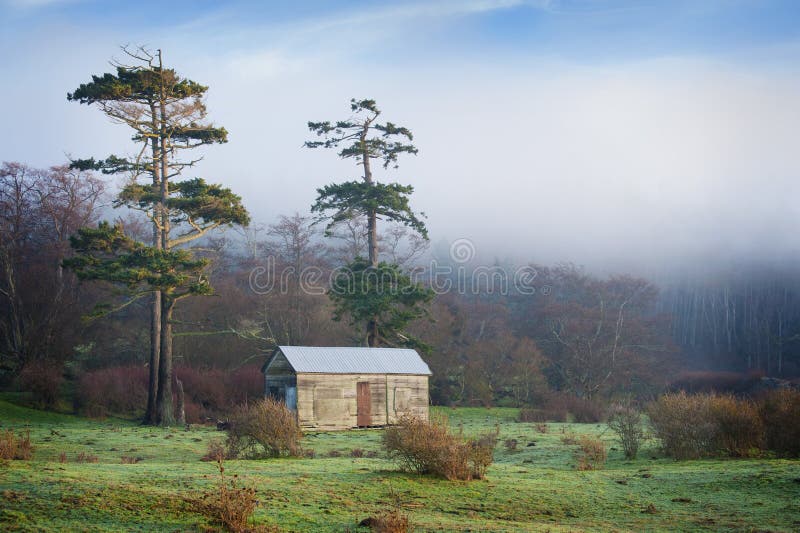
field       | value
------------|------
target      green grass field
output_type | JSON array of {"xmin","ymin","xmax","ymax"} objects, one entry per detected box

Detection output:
[{"xmin": 1, "ymin": 400, "xmax": 798, "ymax": 532}]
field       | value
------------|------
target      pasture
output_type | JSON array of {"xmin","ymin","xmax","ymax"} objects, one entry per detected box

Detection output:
[{"xmin": 1, "ymin": 400, "xmax": 798, "ymax": 532}]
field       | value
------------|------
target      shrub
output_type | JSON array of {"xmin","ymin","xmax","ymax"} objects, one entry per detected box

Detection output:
[
  {"xmin": 574, "ymin": 435, "xmax": 607, "ymax": 470},
  {"xmin": 383, "ymin": 415, "xmax": 496, "ymax": 481},
  {"xmin": 709, "ymin": 394, "xmax": 762, "ymax": 457},
  {"xmin": 193, "ymin": 458, "xmax": 275, "ymax": 533},
  {"xmin": 759, "ymin": 388, "xmax": 800, "ymax": 457},
  {"xmin": 176, "ymin": 366, "xmax": 227, "ymax": 413},
  {"xmin": 0, "ymin": 429, "xmax": 33, "ymax": 461},
  {"xmin": 74, "ymin": 365, "xmax": 148, "ymax": 418},
  {"xmin": 75, "ymin": 451, "xmax": 98, "ymax": 463},
  {"xmin": 648, "ymin": 392, "xmax": 764, "ymax": 459},
  {"xmin": 648, "ymin": 392, "xmax": 717, "ymax": 459},
  {"xmin": 18, "ymin": 361, "xmax": 62, "ymax": 409},
  {"xmin": 360, "ymin": 509, "xmax": 411, "ymax": 532},
  {"xmin": 225, "ymin": 398, "xmax": 302, "ymax": 458},
  {"xmin": 607, "ymin": 403, "xmax": 645, "ymax": 459},
  {"xmin": 559, "ymin": 431, "xmax": 578, "ymax": 445},
  {"xmin": 202, "ymin": 439, "xmax": 228, "ymax": 462},
  {"xmin": 504, "ymin": 438, "xmax": 518, "ymax": 452},
  {"xmin": 226, "ymin": 365, "xmax": 264, "ymax": 406},
  {"xmin": 468, "ymin": 428, "xmax": 499, "ymax": 480},
  {"xmin": 670, "ymin": 370, "xmax": 763, "ymax": 395},
  {"xmin": 350, "ymin": 448, "xmax": 365, "ymax": 458},
  {"xmin": 518, "ymin": 392, "xmax": 604, "ymax": 423},
  {"xmin": 121, "ymin": 456, "xmax": 141, "ymax": 464}
]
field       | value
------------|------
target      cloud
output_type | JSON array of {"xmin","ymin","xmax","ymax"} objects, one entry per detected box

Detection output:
[{"xmin": 2, "ymin": 0, "xmax": 78, "ymax": 8}]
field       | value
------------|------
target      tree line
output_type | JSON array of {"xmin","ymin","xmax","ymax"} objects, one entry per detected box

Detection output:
[{"xmin": 1, "ymin": 47, "xmax": 798, "ymax": 423}]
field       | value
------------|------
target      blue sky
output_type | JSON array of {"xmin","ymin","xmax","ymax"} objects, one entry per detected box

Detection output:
[
  {"xmin": 3, "ymin": 0, "xmax": 799, "ymax": 62},
  {"xmin": 1, "ymin": 0, "xmax": 799, "ymax": 272}
]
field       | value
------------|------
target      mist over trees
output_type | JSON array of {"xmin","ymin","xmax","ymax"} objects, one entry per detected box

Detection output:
[{"xmin": 1, "ymin": 49, "xmax": 798, "ymax": 422}]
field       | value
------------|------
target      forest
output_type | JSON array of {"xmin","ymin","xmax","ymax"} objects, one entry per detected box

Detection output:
[{"xmin": 1, "ymin": 48, "xmax": 799, "ymax": 423}]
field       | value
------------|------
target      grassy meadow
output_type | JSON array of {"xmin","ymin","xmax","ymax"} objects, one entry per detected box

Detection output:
[{"xmin": 1, "ymin": 399, "xmax": 799, "ymax": 532}]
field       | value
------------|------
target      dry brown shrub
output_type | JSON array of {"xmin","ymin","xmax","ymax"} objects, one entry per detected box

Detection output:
[
  {"xmin": 225, "ymin": 398, "xmax": 302, "ymax": 459},
  {"xmin": 648, "ymin": 392, "xmax": 765, "ymax": 459},
  {"xmin": 350, "ymin": 448, "xmax": 364, "ymax": 458},
  {"xmin": 574, "ymin": 435, "xmax": 607, "ymax": 470},
  {"xmin": 534, "ymin": 423, "xmax": 548, "ymax": 434},
  {"xmin": 75, "ymin": 451, "xmax": 98, "ymax": 463},
  {"xmin": 383, "ymin": 414, "xmax": 496, "ymax": 481},
  {"xmin": 647, "ymin": 392, "xmax": 717, "ymax": 459},
  {"xmin": 469, "ymin": 426, "xmax": 499, "ymax": 480},
  {"xmin": 202, "ymin": 439, "xmax": 228, "ymax": 462},
  {"xmin": 360, "ymin": 509, "xmax": 411, "ymax": 532},
  {"xmin": 518, "ymin": 393, "xmax": 605, "ymax": 423},
  {"xmin": 709, "ymin": 395, "xmax": 762, "ymax": 457},
  {"xmin": 0, "ymin": 429, "xmax": 33, "ymax": 461},
  {"xmin": 504, "ymin": 438, "xmax": 518, "ymax": 452},
  {"xmin": 559, "ymin": 431, "xmax": 578, "ymax": 445},
  {"xmin": 194, "ymin": 458, "xmax": 276, "ymax": 532},
  {"xmin": 58, "ymin": 451, "xmax": 67, "ymax": 463},
  {"xmin": 120, "ymin": 456, "xmax": 141, "ymax": 464},
  {"xmin": 759, "ymin": 388, "xmax": 800, "ymax": 457}
]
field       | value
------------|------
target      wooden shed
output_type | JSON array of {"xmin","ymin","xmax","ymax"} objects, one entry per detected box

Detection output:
[{"xmin": 261, "ymin": 346, "xmax": 431, "ymax": 429}]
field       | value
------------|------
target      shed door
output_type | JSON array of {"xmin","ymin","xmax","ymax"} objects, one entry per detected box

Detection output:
[
  {"xmin": 285, "ymin": 386, "xmax": 297, "ymax": 411},
  {"xmin": 356, "ymin": 382, "xmax": 371, "ymax": 427}
]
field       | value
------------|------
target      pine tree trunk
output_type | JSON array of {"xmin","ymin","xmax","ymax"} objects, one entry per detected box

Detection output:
[
  {"xmin": 144, "ymin": 290, "xmax": 161, "ymax": 424},
  {"xmin": 361, "ymin": 129, "xmax": 379, "ymax": 346},
  {"xmin": 143, "ymin": 106, "xmax": 162, "ymax": 426},
  {"xmin": 156, "ymin": 297, "xmax": 175, "ymax": 426}
]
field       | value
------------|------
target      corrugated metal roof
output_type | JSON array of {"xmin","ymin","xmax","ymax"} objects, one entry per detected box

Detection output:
[{"xmin": 275, "ymin": 346, "xmax": 432, "ymax": 375}]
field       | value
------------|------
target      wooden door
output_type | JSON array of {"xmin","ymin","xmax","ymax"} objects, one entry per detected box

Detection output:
[{"xmin": 356, "ymin": 382, "xmax": 371, "ymax": 427}]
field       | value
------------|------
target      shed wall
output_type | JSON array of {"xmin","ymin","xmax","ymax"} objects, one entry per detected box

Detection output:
[{"xmin": 296, "ymin": 373, "xmax": 428, "ymax": 429}]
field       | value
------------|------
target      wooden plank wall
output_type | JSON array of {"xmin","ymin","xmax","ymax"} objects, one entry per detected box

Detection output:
[{"xmin": 296, "ymin": 374, "xmax": 429, "ymax": 429}]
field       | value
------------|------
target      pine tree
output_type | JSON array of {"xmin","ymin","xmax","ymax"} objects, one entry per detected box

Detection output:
[
  {"xmin": 306, "ymin": 99, "xmax": 431, "ymax": 348},
  {"xmin": 67, "ymin": 47, "xmax": 248, "ymax": 425}
]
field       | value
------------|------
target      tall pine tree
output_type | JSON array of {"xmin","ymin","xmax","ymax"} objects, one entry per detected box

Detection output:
[
  {"xmin": 306, "ymin": 99, "xmax": 431, "ymax": 348},
  {"xmin": 67, "ymin": 47, "xmax": 248, "ymax": 425}
]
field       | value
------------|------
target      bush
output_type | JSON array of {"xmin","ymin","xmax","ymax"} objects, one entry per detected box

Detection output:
[
  {"xmin": 75, "ymin": 451, "xmax": 98, "ymax": 463},
  {"xmin": 360, "ymin": 509, "xmax": 411, "ymax": 532},
  {"xmin": 709, "ymin": 394, "xmax": 762, "ymax": 457},
  {"xmin": 759, "ymin": 388, "xmax": 800, "ymax": 457},
  {"xmin": 518, "ymin": 392, "xmax": 604, "ymax": 423},
  {"xmin": 648, "ymin": 392, "xmax": 764, "ymax": 459},
  {"xmin": 670, "ymin": 370, "xmax": 763, "ymax": 395},
  {"xmin": 225, "ymin": 398, "xmax": 302, "ymax": 458},
  {"xmin": 193, "ymin": 458, "xmax": 275, "ymax": 533},
  {"xmin": 468, "ymin": 429, "xmax": 498, "ymax": 480},
  {"xmin": 176, "ymin": 366, "xmax": 227, "ymax": 413},
  {"xmin": 383, "ymin": 415, "xmax": 496, "ymax": 481},
  {"xmin": 0, "ymin": 429, "xmax": 33, "ymax": 461},
  {"xmin": 18, "ymin": 361, "xmax": 62, "ymax": 409},
  {"xmin": 574, "ymin": 435, "xmax": 607, "ymax": 470},
  {"xmin": 73, "ymin": 364, "xmax": 263, "ymax": 422},
  {"xmin": 648, "ymin": 392, "xmax": 717, "ymax": 459},
  {"xmin": 202, "ymin": 439, "xmax": 228, "ymax": 462},
  {"xmin": 607, "ymin": 403, "xmax": 645, "ymax": 459},
  {"xmin": 75, "ymin": 365, "xmax": 148, "ymax": 418},
  {"xmin": 226, "ymin": 365, "xmax": 264, "ymax": 406}
]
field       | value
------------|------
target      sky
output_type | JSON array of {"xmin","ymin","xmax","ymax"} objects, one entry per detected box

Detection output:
[{"xmin": 2, "ymin": 0, "xmax": 800, "ymax": 275}]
